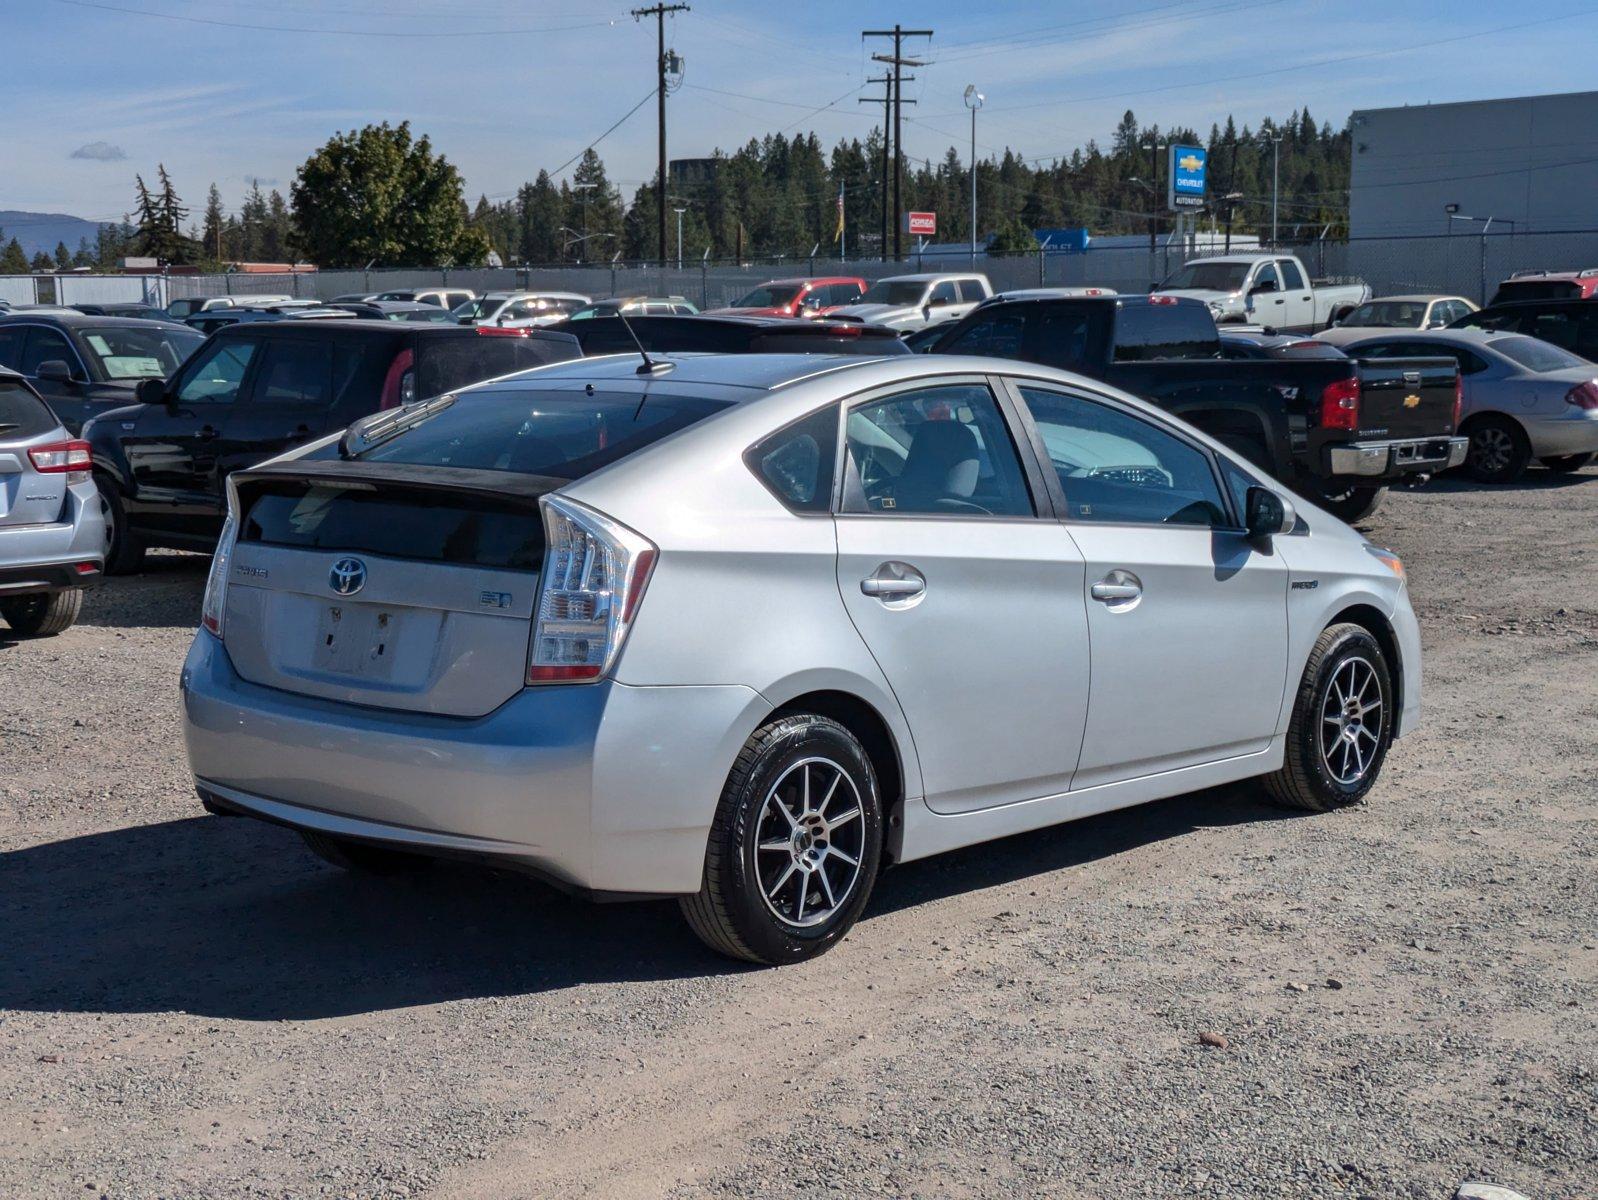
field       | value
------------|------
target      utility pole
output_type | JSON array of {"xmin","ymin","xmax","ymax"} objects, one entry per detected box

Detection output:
[
  {"xmin": 857, "ymin": 74, "xmax": 892, "ymax": 261},
  {"xmin": 863, "ymin": 24, "xmax": 931, "ymax": 262},
  {"xmin": 964, "ymin": 85, "xmax": 983, "ymax": 267},
  {"xmin": 673, "ymin": 206, "xmax": 687, "ymax": 270},
  {"xmin": 1141, "ymin": 137, "xmax": 1160, "ymax": 258},
  {"xmin": 1265, "ymin": 130, "xmax": 1283, "ymax": 246},
  {"xmin": 634, "ymin": 3, "xmax": 689, "ymax": 267}
]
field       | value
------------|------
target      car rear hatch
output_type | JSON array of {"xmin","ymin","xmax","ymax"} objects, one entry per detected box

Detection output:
[
  {"xmin": 223, "ymin": 460, "xmax": 558, "ymax": 718},
  {"xmin": 0, "ymin": 381, "xmax": 70, "ymax": 530},
  {"xmin": 1352, "ymin": 357, "xmax": 1459, "ymax": 440}
]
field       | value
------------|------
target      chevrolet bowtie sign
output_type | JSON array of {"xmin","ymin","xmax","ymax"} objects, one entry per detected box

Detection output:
[{"xmin": 1168, "ymin": 143, "xmax": 1208, "ymax": 211}]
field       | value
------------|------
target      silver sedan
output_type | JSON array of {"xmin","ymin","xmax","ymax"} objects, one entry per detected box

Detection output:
[
  {"xmin": 180, "ymin": 352, "xmax": 1421, "ymax": 964},
  {"xmin": 1339, "ymin": 329, "xmax": 1598, "ymax": 482}
]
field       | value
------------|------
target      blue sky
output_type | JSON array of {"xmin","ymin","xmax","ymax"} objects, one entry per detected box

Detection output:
[{"xmin": 7, "ymin": 0, "xmax": 1598, "ymax": 221}]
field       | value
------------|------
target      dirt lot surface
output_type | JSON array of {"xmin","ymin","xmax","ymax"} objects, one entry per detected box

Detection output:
[{"xmin": 2, "ymin": 469, "xmax": 1595, "ymax": 1200}]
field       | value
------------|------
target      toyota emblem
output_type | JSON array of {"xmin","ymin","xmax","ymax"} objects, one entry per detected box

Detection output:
[{"xmin": 329, "ymin": 557, "xmax": 367, "ymax": 596}]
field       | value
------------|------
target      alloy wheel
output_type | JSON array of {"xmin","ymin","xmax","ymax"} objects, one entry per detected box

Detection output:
[
  {"xmin": 1469, "ymin": 427, "xmax": 1513, "ymax": 475},
  {"xmin": 754, "ymin": 757, "xmax": 867, "ymax": 930},
  {"xmin": 1319, "ymin": 656, "xmax": 1384, "ymax": 786}
]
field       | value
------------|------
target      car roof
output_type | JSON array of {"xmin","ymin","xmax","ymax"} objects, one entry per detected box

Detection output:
[
  {"xmin": 877, "ymin": 272, "xmax": 984, "ymax": 283},
  {"xmin": 0, "ymin": 311, "xmax": 192, "ymax": 329},
  {"xmin": 1366, "ymin": 294, "xmax": 1460, "ymax": 303},
  {"xmin": 476, "ymin": 351, "xmax": 908, "ymax": 395}
]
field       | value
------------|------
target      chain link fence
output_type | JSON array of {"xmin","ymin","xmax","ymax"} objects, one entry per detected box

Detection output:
[{"xmin": 45, "ymin": 229, "xmax": 1598, "ymax": 313}]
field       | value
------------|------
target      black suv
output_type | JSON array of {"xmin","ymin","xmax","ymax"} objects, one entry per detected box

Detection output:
[
  {"xmin": 549, "ymin": 314, "xmax": 910, "ymax": 357},
  {"xmin": 1449, "ymin": 300, "xmax": 1598, "ymax": 362},
  {"xmin": 86, "ymin": 320, "xmax": 579, "ymax": 571},
  {"xmin": 0, "ymin": 312, "xmax": 206, "ymax": 434}
]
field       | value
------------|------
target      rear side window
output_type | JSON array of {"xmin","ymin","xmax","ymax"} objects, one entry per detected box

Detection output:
[
  {"xmin": 340, "ymin": 389, "xmax": 730, "ymax": 479},
  {"xmin": 0, "ymin": 328, "xmax": 24, "ymax": 370},
  {"xmin": 1279, "ymin": 260, "xmax": 1306, "ymax": 291},
  {"xmin": 0, "ymin": 380, "xmax": 57, "ymax": 439},
  {"xmin": 746, "ymin": 404, "xmax": 838, "ymax": 513},
  {"xmin": 1492, "ymin": 335, "xmax": 1587, "ymax": 373},
  {"xmin": 1112, "ymin": 303, "xmax": 1219, "ymax": 362}
]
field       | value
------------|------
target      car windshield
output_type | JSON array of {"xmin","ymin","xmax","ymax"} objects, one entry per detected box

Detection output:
[
  {"xmin": 455, "ymin": 297, "xmax": 504, "ymax": 321},
  {"xmin": 81, "ymin": 325, "xmax": 205, "ymax": 378},
  {"xmin": 568, "ymin": 303, "xmax": 625, "ymax": 321},
  {"xmin": 1340, "ymin": 301, "xmax": 1430, "ymax": 328},
  {"xmin": 732, "ymin": 285, "xmax": 801, "ymax": 308},
  {"xmin": 1159, "ymin": 262, "xmax": 1251, "ymax": 292},
  {"xmin": 338, "ymin": 389, "xmax": 731, "ymax": 479},
  {"xmin": 859, "ymin": 281, "xmax": 928, "ymax": 305},
  {"xmin": 1491, "ymin": 335, "xmax": 1588, "ymax": 373}
]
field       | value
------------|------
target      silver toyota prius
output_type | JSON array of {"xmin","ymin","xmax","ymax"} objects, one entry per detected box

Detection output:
[{"xmin": 181, "ymin": 352, "xmax": 1421, "ymax": 965}]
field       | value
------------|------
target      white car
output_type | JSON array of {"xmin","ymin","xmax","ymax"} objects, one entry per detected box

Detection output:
[
  {"xmin": 829, "ymin": 273, "xmax": 993, "ymax": 331},
  {"xmin": 1317, "ymin": 295, "xmax": 1479, "ymax": 346},
  {"xmin": 455, "ymin": 292, "xmax": 590, "ymax": 328},
  {"xmin": 370, "ymin": 288, "xmax": 475, "ymax": 310},
  {"xmin": 181, "ymin": 352, "xmax": 1420, "ymax": 964}
]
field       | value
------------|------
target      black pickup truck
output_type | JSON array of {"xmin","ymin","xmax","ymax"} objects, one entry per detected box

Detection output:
[{"xmin": 923, "ymin": 293, "xmax": 1467, "ymax": 521}]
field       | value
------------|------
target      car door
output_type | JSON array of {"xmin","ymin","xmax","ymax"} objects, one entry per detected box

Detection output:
[
  {"xmin": 214, "ymin": 334, "xmax": 341, "ymax": 481},
  {"xmin": 1248, "ymin": 260, "xmax": 1285, "ymax": 325},
  {"xmin": 1005, "ymin": 380, "xmax": 1290, "ymax": 789},
  {"xmin": 923, "ymin": 280, "xmax": 961, "ymax": 326},
  {"xmin": 833, "ymin": 378, "xmax": 1091, "ymax": 814},
  {"xmin": 1274, "ymin": 259, "xmax": 1313, "ymax": 330},
  {"xmin": 122, "ymin": 334, "xmax": 263, "ymax": 541}
]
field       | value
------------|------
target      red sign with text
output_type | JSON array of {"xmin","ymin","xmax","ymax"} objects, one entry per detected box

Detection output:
[{"xmin": 906, "ymin": 211, "xmax": 937, "ymax": 237}]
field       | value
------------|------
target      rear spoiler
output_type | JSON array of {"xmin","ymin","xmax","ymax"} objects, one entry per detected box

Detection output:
[{"xmin": 230, "ymin": 457, "xmax": 566, "ymax": 509}]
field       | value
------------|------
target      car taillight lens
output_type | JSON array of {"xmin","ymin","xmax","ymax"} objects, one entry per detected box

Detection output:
[
  {"xmin": 28, "ymin": 439, "xmax": 92, "ymax": 483},
  {"xmin": 1453, "ymin": 373, "xmax": 1463, "ymax": 427},
  {"xmin": 379, "ymin": 348, "xmax": 415, "ymax": 410},
  {"xmin": 201, "ymin": 511, "xmax": 237, "ymax": 638},
  {"xmin": 1565, "ymin": 380, "xmax": 1598, "ymax": 410},
  {"xmin": 526, "ymin": 496, "xmax": 656, "ymax": 685},
  {"xmin": 1319, "ymin": 377, "xmax": 1361, "ymax": 431}
]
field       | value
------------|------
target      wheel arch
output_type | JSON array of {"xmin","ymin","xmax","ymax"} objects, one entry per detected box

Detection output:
[
  {"xmin": 767, "ymin": 687, "xmax": 911, "ymax": 864},
  {"xmin": 1324, "ymin": 602, "xmax": 1403, "ymax": 733}
]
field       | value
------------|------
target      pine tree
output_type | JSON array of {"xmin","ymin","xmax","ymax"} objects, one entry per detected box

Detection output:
[
  {"xmin": 30, "ymin": 250, "xmax": 55, "ymax": 272},
  {"xmin": 1, "ymin": 239, "xmax": 29, "ymax": 272},
  {"xmin": 54, "ymin": 241, "xmax": 72, "ymax": 271},
  {"xmin": 202, "ymin": 183, "xmax": 227, "ymax": 263}
]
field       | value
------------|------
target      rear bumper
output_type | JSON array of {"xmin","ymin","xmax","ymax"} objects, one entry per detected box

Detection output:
[
  {"xmin": 0, "ymin": 484, "xmax": 107, "ymax": 593},
  {"xmin": 1326, "ymin": 436, "xmax": 1468, "ymax": 478},
  {"xmin": 180, "ymin": 630, "xmax": 764, "ymax": 895},
  {"xmin": 1524, "ymin": 407, "xmax": 1598, "ymax": 458},
  {"xmin": 0, "ymin": 557, "xmax": 102, "ymax": 595}
]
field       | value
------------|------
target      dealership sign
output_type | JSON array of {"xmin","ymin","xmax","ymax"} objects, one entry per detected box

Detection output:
[
  {"xmin": 1167, "ymin": 144, "xmax": 1207, "ymax": 210},
  {"xmin": 905, "ymin": 211, "xmax": 937, "ymax": 237}
]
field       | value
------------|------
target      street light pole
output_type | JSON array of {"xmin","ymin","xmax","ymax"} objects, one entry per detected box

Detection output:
[
  {"xmin": 964, "ymin": 85, "xmax": 983, "ymax": 268},
  {"xmin": 673, "ymin": 206, "xmax": 687, "ymax": 271}
]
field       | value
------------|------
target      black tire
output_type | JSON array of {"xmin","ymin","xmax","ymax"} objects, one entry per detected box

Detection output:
[
  {"xmin": 0, "ymin": 589, "xmax": 83, "ymax": 637},
  {"xmin": 1541, "ymin": 452, "xmax": 1596, "ymax": 473},
  {"xmin": 299, "ymin": 830, "xmax": 430, "ymax": 875},
  {"xmin": 96, "ymin": 475, "xmax": 147, "ymax": 575},
  {"xmin": 680, "ymin": 714, "xmax": 883, "ymax": 965},
  {"xmin": 1264, "ymin": 623, "xmax": 1394, "ymax": 813},
  {"xmin": 1463, "ymin": 415, "xmax": 1532, "ymax": 484},
  {"xmin": 1311, "ymin": 480, "xmax": 1387, "ymax": 524}
]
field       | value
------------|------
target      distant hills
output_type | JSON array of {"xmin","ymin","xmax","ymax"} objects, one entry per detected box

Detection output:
[{"xmin": 0, "ymin": 211, "xmax": 110, "ymax": 258}]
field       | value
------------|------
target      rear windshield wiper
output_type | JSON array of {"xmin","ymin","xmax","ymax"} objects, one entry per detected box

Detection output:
[{"xmin": 339, "ymin": 393, "xmax": 457, "ymax": 459}]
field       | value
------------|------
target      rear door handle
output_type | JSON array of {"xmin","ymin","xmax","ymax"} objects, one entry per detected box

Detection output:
[{"xmin": 861, "ymin": 561, "xmax": 925, "ymax": 600}]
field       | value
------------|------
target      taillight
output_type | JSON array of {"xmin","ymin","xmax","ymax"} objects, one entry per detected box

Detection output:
[
  {"xmin": 1565, "ymin": 380, "xmax": 1598, "ymax": 410},
  {"xmin": 475, "ymin": 326, "xmax": 534, "ymax": 337},
  {"xmin": 1453, "ymin": 372, "xmax": 1463, "ymax": 427},
  {"xmin": 28, "ymin": 439, "xmax": 92, "ymax": 483},
  {"xmin": 379, "ymin": 348, "xmax": 414, "ymax": 411},
  {"xmin": 201, "ymin": 511, "xmax": 238, "ymax": 639},
  {"xmin": 1319, "ymin": 377, "xmax": 1361, "ymax": 431},
  {"xmin": 526, "ymin": 496, "xmax": 656, "ymax": 685},
  {"xmin": 1148, "ymin": 294, "xmax": 1178, "ymax": 306}
]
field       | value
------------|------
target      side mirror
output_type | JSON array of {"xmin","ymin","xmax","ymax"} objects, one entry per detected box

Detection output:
[
  {"xmin": 135, "ymin": 377, "xmax": 169, "ymax": 407},
  {"xmin": 1245, "ymin": 485, "xmax": 1295, "ymax": 539},
  {"xmin": 36, "ymin": 359, "xmax": 75, "ymax": 384}
]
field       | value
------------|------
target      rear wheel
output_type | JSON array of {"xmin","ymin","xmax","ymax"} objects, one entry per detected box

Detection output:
[
  {"xmin": 1264, "ymin": 623, "xmax": 1394, "ymax": 813},
  {"xmin": 1541, "ymin": 452, "xmax": 1596, "ymax": 473},
  {"xmin": 1463, "ymin": 415, "xmax": 1531, "ymax": 484},
  {"xmin": 96, "ymin": 475, "xmax": 147, "ymax": 574},
  {"xmin": 680, "ymin": 714, "xmax": 883, "ymax": 965},
  {"xmin": 0, "ymin": 589, "xmax": 83, "ymax": 637},
  {"xmin": 299, "ymin": 830, "xmax": 430, "ymax": 875}
]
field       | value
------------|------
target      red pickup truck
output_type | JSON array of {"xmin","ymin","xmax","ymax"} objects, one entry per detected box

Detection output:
[{"xmin": 703, "ymin": 276, "xmax": 866, "ymax": 319}]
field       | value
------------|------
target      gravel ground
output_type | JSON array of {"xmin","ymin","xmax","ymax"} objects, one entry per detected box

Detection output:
[{"xmin": 1, "ymin": 468, "xmax": 1594, "ymax": 1200}]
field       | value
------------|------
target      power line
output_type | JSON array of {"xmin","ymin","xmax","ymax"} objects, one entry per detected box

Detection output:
[{"xmin": 548, "ymin": 88, "xmax": 658, "ymax": 180}]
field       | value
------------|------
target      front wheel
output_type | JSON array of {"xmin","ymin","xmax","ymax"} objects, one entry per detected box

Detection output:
[
  {"xmin": 1264, "ymin": 623, "xmax": 1394, "ymax": 812},
  {"xmin": 1541, "ymin": 452, "xmax": 1596, "ymax": 473},
  {"xmin": 680, "ymin": 714, "xmax": 883, "ymax": 965},
  {"xmin": 1310, "ymin": 480, "xmax": 1387, "ymax": 524},
  {"xmin": 1463, "ymin": 415, "xmax": 1531, "ymax": 484},
  {"xmin": 0, "ymin": 589, "xmax": 83, "ymax": 637}
]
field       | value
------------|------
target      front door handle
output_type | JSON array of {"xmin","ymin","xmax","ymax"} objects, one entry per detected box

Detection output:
[
  {"xmin": 1091, "ymin": 570, "xmax": 1143, "ymax": 605},
  {"xmin": 861, "ymin": 561, "xmax": 925, "ymax": 600}
]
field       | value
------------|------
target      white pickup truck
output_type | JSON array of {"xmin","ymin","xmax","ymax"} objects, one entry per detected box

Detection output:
[{"xmin": 1154, "ymin": 253, "xmax": 1369, "ymax": 333}]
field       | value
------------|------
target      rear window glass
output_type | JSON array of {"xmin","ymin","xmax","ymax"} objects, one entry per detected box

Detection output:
[
  {"xmin": 0, "ymin": 380, "xmax": 57, "ymax": 440},
  {"xmin": 1492, "ymin": 281, "xmax": 1582, "ymax": 304},
  {"xmin": 1113, "ymin": 303, "xmax": 1219, "ymax": 361},
  {"xmin": 1491, "ymin": 335, "xmax": 1588, "ymax": 373},
  {"xmin": 335, "ymin": 388, "xmax": 730, "ymax": 479},
  {"xmin": 415, "ymin": 333, "xmax": 578, "ymax": 397},
  {"xmin": 241, "ymin": 481, "xmax": 544, "ymax": 571}
]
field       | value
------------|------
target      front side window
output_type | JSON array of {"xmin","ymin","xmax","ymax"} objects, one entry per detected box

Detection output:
[
  {"xmin": 1018, "ymin": 386, "xmax": 1227, "ymax": 527},
  {"xmin": 843, "ymin": 384, "xmax": 1032, "ymax": 517},
  {"xmin": 928, "ymin": 281, "xmax": 958, "ymax": 307},
  {"xmin": 1254, "ymin": 262, "xmax": 1280, "ymax": 291},
  {"xmin": 174, "ymin": 338, "xmax": 261, "ymax": 404},
  {"xmin": 20, "ymin": 328, "xmax": 79, "ymax": 377}
]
